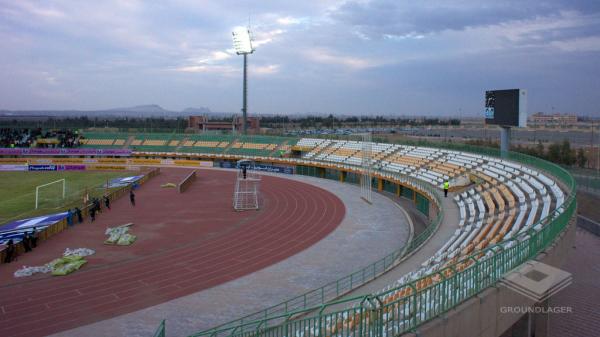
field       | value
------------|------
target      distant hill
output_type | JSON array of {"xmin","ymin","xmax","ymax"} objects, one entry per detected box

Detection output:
[
  {"xmin": 182, "ymin": 107, "xmax": 212, "ymax": 114},
  {"xmin": 109, "ymin": 104, "xmax": 170, "ymax": 114},
  {"xmin": 0, "ymin": 105, "xmax": 217, "ymax": 118}
]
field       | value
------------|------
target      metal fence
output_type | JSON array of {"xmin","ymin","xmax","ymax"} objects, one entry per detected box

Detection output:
[{"xmin": 153, "ymin": 320, "xmax": 166, "ymax": 337}]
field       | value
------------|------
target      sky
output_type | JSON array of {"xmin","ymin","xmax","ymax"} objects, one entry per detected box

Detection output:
[{"xmin": 1, "ymin": 0, "xmax": 599, "ymax": 116}]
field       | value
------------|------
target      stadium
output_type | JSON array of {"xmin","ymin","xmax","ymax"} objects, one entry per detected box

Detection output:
[
  {"xmin": 3, "ymin": 2, "xmax": 600, "ymax": 337},
  {"xmin": 0, "ymin": 131, "xmax": 578, "ymax": 337}
]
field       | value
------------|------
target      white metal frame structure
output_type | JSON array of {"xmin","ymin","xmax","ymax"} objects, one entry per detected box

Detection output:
[
  {"xmin": 360, "ymin": 133, "xmax": 373, "ymax": 204},
  {"xmin": 35, "ymin": 178, "xmax": 66, "ymax": 209},
  {"xmin": 233, "ymin": 160, "xmax": 261, "ymax": 211}
]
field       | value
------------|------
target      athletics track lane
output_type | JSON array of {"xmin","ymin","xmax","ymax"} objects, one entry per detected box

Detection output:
[{"xmin": 0, "ymin": 168, "xmax": 345, "ymax": 337}]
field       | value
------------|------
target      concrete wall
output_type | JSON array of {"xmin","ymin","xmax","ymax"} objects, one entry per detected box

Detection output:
[{"xmin": 404, "ymin": 215, "xmax": 577, "ymax": 337}]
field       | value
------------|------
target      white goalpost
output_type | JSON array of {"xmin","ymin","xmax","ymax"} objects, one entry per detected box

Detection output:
[
  {"xmin": 35, "ymin": 179, "xmax": 66, "ymax": 209},
  {"xmin": 233, "ymin": 160, "xmax": 261, "ymax": 211}
]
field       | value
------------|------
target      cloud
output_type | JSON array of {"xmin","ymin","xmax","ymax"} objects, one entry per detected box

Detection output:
[
  {"xmin": 277, "ymin": 16, "xmax": 303, "ymax": 25},
  {"xmin": 252, "ymin": 29, "xmax": 286, "ymax": 48},
  {"xmin": 173, "ymin": 65, "xmax": 236, "ymax": 74},
  {"xmin": 330, "ymin": 0, "xmax": 600, "ymax": 40},
  {"xmin": 1, "ymin": 1, "xmax": 599, "ymax": 115},
  {"xmin": 304, "ymin": 48, "xmax": 378, "ymax": 70},
  {"xmin": 11, "ymin": 1, "xmax": 66, "ymax": 19},
  {"xmin": 550, "ymin": 36, "xmax": 600, "ymax": 52},
  {"xmin": 252, "ymin": 64, "xmax": 280, "ymax": 75}
]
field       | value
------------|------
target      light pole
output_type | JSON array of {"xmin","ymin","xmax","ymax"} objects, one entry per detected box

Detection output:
[{"xmin": 232, "ymin": 26, "xmax": 255, "ymax": 135}]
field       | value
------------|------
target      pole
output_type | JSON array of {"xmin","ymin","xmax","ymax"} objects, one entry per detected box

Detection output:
[
  {"xmin": 500, "ymin": 126, "xmax": 510, "ymax": 158},
  {"xmin": 242, "ymin": 53, "xmax": 248, "ymax": 135}
]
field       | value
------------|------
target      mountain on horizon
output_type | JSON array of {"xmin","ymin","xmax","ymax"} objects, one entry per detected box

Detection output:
[
  {"xmin": 108, "ymin": 104, "xmax": 170, "ymax": 113},
  {"xmin": 0, "ymin": 104, "xmax": 216, "ymax": 117},
  {"xmin": 182, "ymin": 107, "xmax": 212, "ymax": 114}
]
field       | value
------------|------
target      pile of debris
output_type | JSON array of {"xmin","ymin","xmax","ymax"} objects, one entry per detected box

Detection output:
[
  {"xmin": 14, "ymin": 248, "xmax": 95, "ymax": 278},
  {"xmin": 104, "ymin": 223, "xmax": 136, "ymax": 245}
]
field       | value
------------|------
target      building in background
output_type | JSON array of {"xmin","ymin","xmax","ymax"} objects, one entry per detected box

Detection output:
[
  {"xmin": 529, "ymin": 112, "xmax": 578, "ymax": 126},
  {"xmin": 187, "ymin": 116, "xmax": 260, "ymax": 132}
]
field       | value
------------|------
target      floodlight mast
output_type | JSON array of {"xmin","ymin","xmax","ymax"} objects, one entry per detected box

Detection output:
[{"xmin": 232, "ymin": 27, "xmax": 255, "ymax": 134}]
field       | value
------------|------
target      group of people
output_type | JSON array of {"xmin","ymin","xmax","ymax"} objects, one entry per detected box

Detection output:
[
  {"xmin": 66, "ymin": 207, "xmax": 83, "ymax": 226},
  {"xmin": 3, "ymin": 228, "xmax": 38, "ymax": 264},
  {"xmin": 2, "ymin": 188, "xmax": 137, "ymax": 264},
  {"xmin": 0, "ymin": 128, "xmax": 81, "ymax": 148},
  {"xmin": 84, "ymin": 195, "xmax": 111, "ymax": 223},
  {"xmin": 0, "ymin": 128, "xmax": 36, "ymax": 148},
  {"xmin": 84, "ymin": 190, "xmax": 135, "ymax": 223}
]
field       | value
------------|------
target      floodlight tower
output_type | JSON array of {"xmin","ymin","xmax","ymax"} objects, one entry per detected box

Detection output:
[{"xmin": 232, "ymin": 26, "xmax": 255, "ymax": 134}]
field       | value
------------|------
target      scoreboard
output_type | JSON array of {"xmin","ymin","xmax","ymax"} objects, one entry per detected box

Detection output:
[{"xmin": 484, "ymin": 89, "xmax": 527, "ymax": 127}]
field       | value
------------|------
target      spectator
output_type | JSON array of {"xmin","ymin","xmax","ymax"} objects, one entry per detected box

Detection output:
[
  {"xmin": 129, "ymin": 189, "xmax": 136, "ymax": 206},
  {"xmin": 30, "ymin": 228, "xmax": 38, "ymax": 248},
  {"xmin": 93, "ymin": 198, "xmax": 101, "ymax": 213},
  {"xmin": 3, "ymin": 239, "xmax": 16, "ymax": 263},
  {"xmin": 22, "ymin": 232, "xmax": 32, "ymax": 252},
  {"xmin": 75, "ymin": 207, "xmax": 83, "ymax": 223},
  {"xmin": 0, "ymin": 128, "xmax": 81, "ymax": 148},
  {"xmin": 103, "ymin": 195, "xmax": 110, "ymax": 210},
  {"xmin": 90, "ymin": 207, "xmax": 96, "ymax": 222},
  {"xmin": 66, "ymin": 209, "xmax": 74, "ymax": 227}
]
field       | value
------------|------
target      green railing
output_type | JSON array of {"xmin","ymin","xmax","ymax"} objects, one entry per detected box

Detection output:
[
  {"xmin": 571, "ymin": 172, "xmax": 600, "ymax": 192},
  {"xmin": 152, "ymin": 320, "xmax": 166, "ymax": 337},
  {"xmin": 188, "ymin": 172, "xmax": 443, "ymax": 337},
  {"xmin": 182, "ymin": 146, "xmax": 575, "ymax": 337}
]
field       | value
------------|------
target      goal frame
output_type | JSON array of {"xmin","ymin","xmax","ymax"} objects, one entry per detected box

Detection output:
[{"xmin": 35, "ymin": 178, "xmax": 66, "ymax": 209}]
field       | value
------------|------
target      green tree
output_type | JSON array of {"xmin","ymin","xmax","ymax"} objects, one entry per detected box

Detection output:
[
  {"xmin": 536, "ymin": 141, "xmax": 545, "ymax": 158},
  {"xmin": 576, "ymin": 148, "xmax": 588, "ymax": 168},
  {"xmin": 560, "ymin": 139, "xmax": 575, "ymax": 165},
  {"xmin": 547, "ymin": 142, "xmax": 561, "ymax": 163}
]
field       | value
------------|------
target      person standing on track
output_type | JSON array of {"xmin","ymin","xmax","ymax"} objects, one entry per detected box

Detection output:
[
  {"xmin": 94, "ymin": 198, "xmax": 101, "ymax": 213},
  {"xmin": 129, "ymin": 189, "xmax": 136, "ymax": 206},
  {"xmin": 22, "ymin": 232, "xmax": 32, "ymax": 252},
  {"xmin": 30, "ymin": 228, "xmax": 38, "ymax": 248},
  {"xmin": 66, "ymin": 209, "xmax": 74, "ymax": 227},
  {"xmin": 75, "ymin": 207, "xmax": 83, "ymax": 223},
  {"xmin": 3, "ymin": 239, "xmax": 15, "ymax": 263},
  {"xmin": 103, "ymin": 195, "xmax": 110, "ymax": 210},
  {"xmin": 444, "ymin": 180, "xmax": 449, "ymax": 198}
]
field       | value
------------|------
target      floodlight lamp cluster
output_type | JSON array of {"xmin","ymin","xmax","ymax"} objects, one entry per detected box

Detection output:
[{"xmin": 232, "ymin": 26, "xmax": 254, "ymax": 55}]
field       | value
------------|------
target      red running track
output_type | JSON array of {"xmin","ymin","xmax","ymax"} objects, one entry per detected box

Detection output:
[{"xmin": 0, "ymin": 168, "xmax": 345, "ymax": 337}]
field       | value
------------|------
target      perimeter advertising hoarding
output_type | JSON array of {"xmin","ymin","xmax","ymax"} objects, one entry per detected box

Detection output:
[
  {"xmin": 0, "ymin": 148, "xmax": 132, "ymax": 156},
  {"xmin": 27, "ymin": 164, "xmax": 86, "ymax": 171},
  {"xmin": 0, "ymin": 164, "xmax": 28, "ymax": 171},
  {"xmin": 484, "ymin": 89, "xmax": 527, "ymax": 127},
  {"xmin": 216, "ymin": 161, "xmax": 293, "ymax": 174}
]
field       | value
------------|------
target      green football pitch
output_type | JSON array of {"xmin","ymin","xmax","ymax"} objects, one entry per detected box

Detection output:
[{"xmin": 0, "ymin": 171, "xmax": 134, "ymax": 225}]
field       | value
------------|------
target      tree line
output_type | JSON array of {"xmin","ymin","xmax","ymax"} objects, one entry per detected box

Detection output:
[{"xmin": 466, "ymin": 139, "xmax": 588, "ymax": 168}]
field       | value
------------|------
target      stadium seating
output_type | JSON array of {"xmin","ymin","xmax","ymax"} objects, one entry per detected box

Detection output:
[
  {"xmin": 128, "ymin": 133, "xmax": 187, "ymax": 152},
  {"xmin": 79, "ymin": 132, "xmax": 128, "ymax": 148},
  {"xmin": 288, "ymin": 138, "xmax": 567, "ymax": 325},
  {"xmin": 178, "ymin": 134, "xmax": 233, "ymax": 154}
]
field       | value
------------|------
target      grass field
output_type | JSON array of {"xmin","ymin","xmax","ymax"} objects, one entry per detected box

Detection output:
[{"xmin": 0, "ymin": 171, "xmax": 135, "ymax": 225}]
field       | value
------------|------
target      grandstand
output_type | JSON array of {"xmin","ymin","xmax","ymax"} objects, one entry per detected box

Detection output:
[
  {"xmin": 180, "ymin": 134, "xmax": 233, "ymax": 154},
  {"xmin": 170, "ymin": 137, "xmax": 571, "ymax": 337},
  {"xmin": 227, "ymin": 135, "xmax": 295, "ymax": 157},
  {"xmin": 0, "ymin": 133, "xmax": 576, "ymax": 337},
  {"xmin": 130, "ymin": 133, "xmax": 186, "ymax": 152},
  {"xmin": 79, "ymin": 132, "xmax": 128, "ymax": 148}
]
